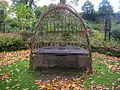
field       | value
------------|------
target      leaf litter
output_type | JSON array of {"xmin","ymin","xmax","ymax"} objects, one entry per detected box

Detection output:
[{"xmin": 0, "ymin": 50, "xmax": 120, "ymax": 90}]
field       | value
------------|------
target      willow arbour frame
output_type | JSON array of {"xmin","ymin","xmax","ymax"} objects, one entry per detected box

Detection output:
[{"xmin": 30, "ymin": 4, "xmax": 92, "ymax": 73}]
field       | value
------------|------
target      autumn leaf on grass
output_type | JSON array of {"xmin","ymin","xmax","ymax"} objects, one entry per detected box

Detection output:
[
  {"xmin": 35, "ymin": 74, "xmax": 84, "ymax": 90},
  {"xmin": 61, "ymin": 87, "xmax": 69, "ymax": 90},
  {"xmin": 0, "ymin": 73, "xmax": 10, "ymax": 80},
  {"xmin": 22, "ymin": 88, "xmax": 29, "ymax": 90},
  {"xmin": 117, "ymin": 85, "xmax": 120, "ymax": 90},
  {"xmin": 24, "ymin": 65, "xmax": 29, "ymax": 69},
  {"xmin": 0, "ymin": 50, "xmax": 30, "ymax": 67}
]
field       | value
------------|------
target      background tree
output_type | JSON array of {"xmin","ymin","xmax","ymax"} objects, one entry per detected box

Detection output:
[
  {"xmin": 34, "ymin": 6, "xmax": 46, "ymax": 19},
  {"xmin": 82, "ymin": 0, "xmax": 94, "ymax": 14},
  {"xmin": 82, "ymin": 0, "xmax": 97, "ymax": 21},
  {"xmin": 0, "ymin": 0, "xmax": 9, "ymax": 33},
  {"xmin": 51, "ymin": 0, "xmax": 79, "ymax": 6},
  {"xmin": 11, "ymin": 0, "xmax": 37, "ymax": 8},
  {"xmin": 69, "ymin": 0, "xmax": 79, "ymax": 6},
  {"xmin": 0, "ymin": 0, "xmax": 8, "ymax": 9},
  {"xmin": 99, "ymin": 0, "xmax": 113, "ymax": 41},
  {"xmin": 10, "ymin": 3, "xmax": 35, "ymax": 30},
  {"xmin": 99, "ymin": 0, "xmax": 113, "ymax": 15}
]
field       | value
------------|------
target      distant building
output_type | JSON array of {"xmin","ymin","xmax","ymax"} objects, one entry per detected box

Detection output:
[
  {"xmin": 0, "ymin": 9, "xmax": 5, "ymax": 33},
  {"xmin": 0, "ymin": 9, "xmax": 4, "ymax": 23}
]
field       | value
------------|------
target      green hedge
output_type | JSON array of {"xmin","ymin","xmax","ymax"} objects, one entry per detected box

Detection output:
[
  {"xmin": 0, "ymin": 35, "xmax": 27, "ymax": 52},
  {"xmin": 111, "ymin": 24, "xmax": 120, "ymax": 42},
  {"xmin": 91, "ymin": 45, "xmax": 120, "ymax": 57},
  {"xmin": 90, "ymin": 30, "xmax": 120, "ymax": 57},
  {"xmin": 0, "ymin": 32, "xmax": 120, "ymax": 57}
]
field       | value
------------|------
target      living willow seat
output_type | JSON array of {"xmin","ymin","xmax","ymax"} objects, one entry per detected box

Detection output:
[{"xmin": 30, "ymin": 4, "xmax": 92, "ymax": 73}]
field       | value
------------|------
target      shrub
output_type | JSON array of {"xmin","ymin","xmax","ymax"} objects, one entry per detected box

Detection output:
[
  {"xmin": 19, "ymin": 30, "xmax": 33, "ymax": 41},
  {"xmin": 6, "ymin": 26, "xmax": 20, "ymax": 33},
  {"xmin": 111, "ymin": 24, "xmax": 120, "ymax": 42},
  {"xmin": 90, "ymin": 30, "xmax": 104, "ymax": 43},
  {"xmin": 0, "ymin": 34, "xmax": 27, "ymax": 52},
  {"xmin": 85, "ymin": 21, "xmax": 100, "ymax": 30},
  {"xmin": 91, "ymin": 45, "xmax": 120, "ymax": 57},
  {"xmin": 92, "ymin": 23, "xmax": 100, "ymax": 30},
  {"xmin": 90, "ymin": 29, "xmax": 120, "ymax": 57}
]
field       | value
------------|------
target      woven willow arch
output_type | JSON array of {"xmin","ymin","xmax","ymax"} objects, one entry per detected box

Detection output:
[
  {"xmin": 30, "ymin": 4, "xmax": 92, "ymax": 73},
  {"xmin": 32, "ymin": 5, "xmax": 90, "ymax": 50}
]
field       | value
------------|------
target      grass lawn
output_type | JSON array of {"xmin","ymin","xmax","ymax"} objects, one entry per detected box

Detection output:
[
  {"xmin": 0, "ymin": 50, "xmax": 120, "ymax": 90},
  {"xmin": 0, "ymin": 61, "xmax": 39, "ymax": 90}
]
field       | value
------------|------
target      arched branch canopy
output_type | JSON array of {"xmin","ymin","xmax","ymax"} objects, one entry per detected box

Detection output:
[{"xmin": 31, "ymin": 4, "xmax": 90, "ymax": 52}]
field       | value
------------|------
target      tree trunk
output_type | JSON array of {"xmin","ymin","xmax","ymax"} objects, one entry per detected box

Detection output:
[{"xmin": 60, "ymin": 0, "xmax": 66, "ymax": 4}]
